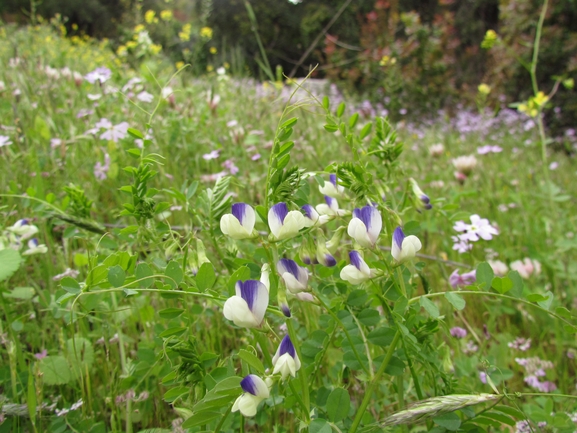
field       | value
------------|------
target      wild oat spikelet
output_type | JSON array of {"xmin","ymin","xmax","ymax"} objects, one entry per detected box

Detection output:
[{"xmin": 382, "ymin": 394, "xmax": 500, "ymax": 426}]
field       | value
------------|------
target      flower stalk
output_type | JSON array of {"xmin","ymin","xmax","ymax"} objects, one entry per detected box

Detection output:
[{"xmin": 349, "ymin": 331, "xmax": 401, "ymax": 433}]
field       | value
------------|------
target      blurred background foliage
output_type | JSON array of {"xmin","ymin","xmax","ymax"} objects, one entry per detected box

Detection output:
[{"xmin": 1, "ymin": 0, "xmax": 576, "ymax": 126}]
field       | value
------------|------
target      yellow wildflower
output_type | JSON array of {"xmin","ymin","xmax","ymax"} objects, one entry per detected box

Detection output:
[
  {"xmin": 224, "ymin": 62, "xmax": 230, "ymax": 69},
  {"xmin": 117, "ymin": 45, "xmax": 127, "ymax": 56},
  {"xmin": 134, "ymin": 24, "xmax": 145, "ymax": 33},
  {"xmin": 150, "ymin": 44, "xmax": 162, "ymax": 55},
  {"xmin": 176, "ymin": 61, "xmax": 185, "ymax": 70},
  {"xmin": 533, "ymin": 91, "xmax": 548, "ymax": 107},
  {"xmin": 481, "ymin": 29, "xmax": 498, "ymax": 49},
  {"xmin": 72, "ymin": 23, "xmax": 78, "ymax": 31},
  {"xmin": 206, "ymin": 65, "xmax": 214, "ymax": 72},
  {"xmin": 179, "ymin": 23, "xmax": 191, "ymax": 41},
  {"xmin": 144, "ymin": 10, "xmax": 156, "ymax": 24},
  {"xmin": 160, "ymin": 10, "xmax": 173, "ymax": 21},
  {"xmin": 477, "ymin": 83, "xmax": 491, "ymax": 95},
  {"xmin": 126, "ymin": 41, "xmax": 137, "ymax": 49},
  {"xmin": 200, "ymin": 27, "xmax": 213, "ymax": 39},
  {"xmin": 210, "ymin": 47, "xmax": 217, "ymax": 54}
]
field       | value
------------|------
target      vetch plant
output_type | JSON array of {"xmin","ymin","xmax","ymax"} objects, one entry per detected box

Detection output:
[{"xmin": 2, "ymin": 33, "xmax": 576, "ymax": 433}]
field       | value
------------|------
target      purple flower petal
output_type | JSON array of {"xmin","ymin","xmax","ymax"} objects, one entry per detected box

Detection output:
[
  {"xmin": 349, "ymin": 251, "xmax": 364, "ymax": 271},
  {"xmin": 270, "ymin": 203, "xmax": 288, "ymax": 224},
  {"xmin": 232, "ymin": 203, "xmax": 250, "ymax": 226},
  {"xmin": 353, "ymin": 205, "xmax": 382, "ymax": 242},
  {"xmin": 277, "ymin": 258, "xmax": 300, "ymax": 279},
  {"xmin": 323, "ymin": 254, "xmax": 337, "ymax": 267},
  {"xmin": 393, "ymin": 227, "xmax": 405, "ymax": 250},
  {"xmin": 329, "ymin": 174, "xmax": 337, "ymax": 186},
  {"xmin": 302, "ymin": 204, "xmax": 315, "ymax": 219},
  {"xmin": 278, "ymin": 335, "xmax": 296, "ymax": 358},
  {"xmin": 240, "ymin": 375, "xmax": 260, "ymax": 395}
]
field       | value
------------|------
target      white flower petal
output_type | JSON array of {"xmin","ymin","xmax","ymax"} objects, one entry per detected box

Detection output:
[
  {"xmin": 220, "ymin": 214, "xmax": 251, "ymax": 239},
  {"xmin": 347, "ymin": 218, "xmax": 371, "ymax": 247},
  {"xmin": 223, "ymin": 296, "xmax": 259, "ymax": 328},
  {"xmin": 276, "ymin": 211, "xmax": 305, "ymax": 240},
  {"xmin": 340, "ymin": 263, "xmax": 371, "ymax": 285}
]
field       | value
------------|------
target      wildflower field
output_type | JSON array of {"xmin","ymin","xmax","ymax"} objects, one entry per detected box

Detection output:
[{"xmin": 1, "ymin": 14, "xmax": 577, "ymax": 433}]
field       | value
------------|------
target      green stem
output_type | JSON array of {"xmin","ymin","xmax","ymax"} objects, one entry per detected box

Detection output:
[
  {"xmin": 288, "ymin": 380, "xmax": 310, "ymax": 417},
  {"xmin": 400, "ymin": 334, "xmax": 424, "ymax": 400},
  {"xmin": 214, "ymin": 405, "xmax": 232, "ymax": 433},
  {"xmin": 349, "ymin": 331, "xmax": 401, "ymax": 433},
  {"xmin": 315, "ymin": 295, "xmax": 370, "ymax": 376},
  {"xmin": 286, "ymin": 318, "xmax": 310, "ymax": 422},
  {"xmin": 530, "ymin": 0, "xmax": 549, "ymax": 95},
  {"xmin": 348, "ymin": 307, "xmax": 374, "ymax": 378},
  {"xmin": 111, "ymin": 293, "xmax": 132, "ymax": 433}
]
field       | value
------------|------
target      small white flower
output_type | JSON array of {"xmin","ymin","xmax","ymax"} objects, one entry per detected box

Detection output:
[
  {"xmin": 220, "ymin": 203, "xmax": 256, "ymax": 240},
  {"xmin": 391, "ymin": 227, "xmax": 421, "ymax": 262},
  {"xmin": 223, "ymin": 280, "xmax": 269, "ymax": 328},
  {"xmin": 22, "ymin": 238, "xmax": 48, "ymax": 256},
  {"xmin": 316, "ymin": 196, "xmax": 348, "ymax": 217},
  {"xmin": 84, "ymin": 67, "xmax": 112, "ymax": 84},
  {"xmin": 429, "ymin": 143, "xmax": 445, "ymax": 157},
  {"xmin": 277, "ymin": 259, "xmax": 308, "ymax": 294},
  {"xmin": 268, "ymin": 203, "xmax": 306, "ymax": 241},
  {"xmin": 301, "ymin": 204, "xmax": 329, "ymax": 227},
  {"xmin": 340, "ymin": 251, "xmax": 373, "ymax": 284},
  {"xmin": 136, "ymin": 91, "xmax": 154, "ymax": 103},
  {"xmin": 99, "ymin": 121, "xmax": 129, "ymax": 143},
  {"xmin": 272, "ymin": 335, "xmax": 301, "ymax": 380},
  {"xmin": 232, "ymin": 375, "xmax": 270, "ymax": 417},
  {"xmin": 453, "ymin": 214, "xmax": 499, "ymax": 242},
  {"xmin": 319, "ymin": 174, "xmax": 345, "ymax": 198},
  {"xmin": 347, "ymin": 205, "xmax": 382, "ymax": 248},
  {"xmin": 0, "ymin": 135, "xmax": 13, "ymax": 147},
  {"xmin": 452, "ymin": 155, "xmax": 478, "ymax": 174},
  {"xmin": 8, "ymin": 219, "xmax": 39, "ymax": 240},
  {"xmin": 202, "ymin": 150, "xmax": 220, "ymax": 160}
]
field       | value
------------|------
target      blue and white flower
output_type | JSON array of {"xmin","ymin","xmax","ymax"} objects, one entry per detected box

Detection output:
[
  {"xmin": 316, "ymin": 242, "xmax": 337, "ymax": 267},
  {"xmin": 410, "ymin": 178, "xmax": 432, "ymax": 211},
  {"xmin": 391, "ymin": 227, "xmax": 422, "ymax": 263},
  {"xmin": 22, "ymin": 238, "xmax": 48, "ymax": 256},
  {"xmin": 223, "ymin": 280, "xmax": 269, "ymax": 328},
  {"xmin": 277, "ymin": 259, "xmax": 308, "ymax": 294},
  {"xmin": 319, "ymin": 174, "xmax": 345, "ymax": 198},
  {"xmin": 268, "ymin": 203, "xmax": 306, "ymax": 240},
  {"xmin": 347, "ymin": 205, "xmax": 382, "ymax": 248},
  {"xmin": 340, "ymin": 251, "xmax": 374, "ymax": 284},
  {"xmin": 302, "ymin": 204, "xmax": 329, "ymax": 227},
  {"xmin": 220, "ymin": 203, "xmax": 257, "ymax": 240},
  {"xmin": 8, "ymin": 219, "xmax": 39, "ymax": 240},
  {"xmin": 232, "ymin": 374, "xmax": 270, "ymax": 417},
  {"xmin": 272, "ymin": 335, "xmax": 301, "ymax": 380},
  {"xmin": 316, "ymin": 196, "xmax": 348, "ymax": 217}
]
